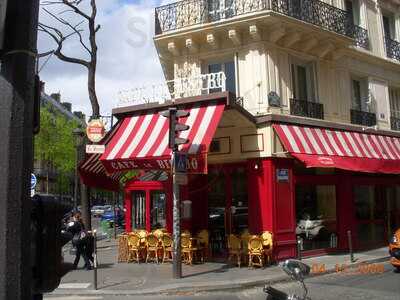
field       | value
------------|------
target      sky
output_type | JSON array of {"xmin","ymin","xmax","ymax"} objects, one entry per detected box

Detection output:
[{"xmin": 38, "ymin": 0, "xmax": 174, "ymax": 119}]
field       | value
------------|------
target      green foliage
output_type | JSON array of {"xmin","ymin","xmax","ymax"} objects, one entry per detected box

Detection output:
[{"xmin": 34, "ymin": 104, "xmax": 80, "ymax": 182}]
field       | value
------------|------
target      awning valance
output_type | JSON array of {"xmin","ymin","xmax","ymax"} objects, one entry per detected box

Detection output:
[
  {"xmin": 100, "ymin": 101, "xmax": 225, "ymax": 174},
  {"xmin": 273, "ymin": 124, "xmax": 400, "ymax": 174}
]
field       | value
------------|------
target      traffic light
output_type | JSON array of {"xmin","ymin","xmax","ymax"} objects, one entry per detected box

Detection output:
[
  {"xmin": 160, "ymin": 107, "xmax": 190, "ymax": 150},
  {"xmin": 31, "ymin": 194, "xmax": 74, "ymax": 294}
]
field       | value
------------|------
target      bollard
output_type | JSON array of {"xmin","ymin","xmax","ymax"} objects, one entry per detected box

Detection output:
[
  {"xmin": 347, "ymin": 230, "xmax": 355, "ymax": 263},
  {"xmin": 93, "ymin": 230, "xmax": 98, "ymax": 290},
  {"xmin": 297, "ymin": 237, "xmax": 302, "ymax": 260}
]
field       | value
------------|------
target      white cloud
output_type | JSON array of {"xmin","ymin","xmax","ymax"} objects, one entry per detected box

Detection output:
[{"xmin": 38, "ymin": 0, "xmax": 174, "ymax": 117}]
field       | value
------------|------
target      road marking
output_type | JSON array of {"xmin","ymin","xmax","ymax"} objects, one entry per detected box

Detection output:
[
  {"xmin": 44, "ymin": 297, "xmax": 102, "ymax": 300},
  {"xmin": 58, "ymin": 283, "xmax": 91, "ymax": 289}
]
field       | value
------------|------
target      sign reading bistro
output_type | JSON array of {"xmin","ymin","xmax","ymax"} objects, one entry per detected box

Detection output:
[{"xmin": 86, "ymin": 119, "xmax": 106, "ymax": 143}]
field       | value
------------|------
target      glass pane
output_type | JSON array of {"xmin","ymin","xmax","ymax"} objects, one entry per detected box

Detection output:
[
  {"xmin": 150, "ymin": 191, "xmax": 166, "ymax": 230},
  {"xmin": 296, "ymin": 185, "xmax": 337, "ymax": 251},
  {"xmin": 383, "ymin": 15, "xmax": 391, "ymax": 38},
  {"xmin": 131, "ymin": 191, "xmax": 146, "ymax": 230},
  {"xmin": 297, "ymin": 66, "xmax": 308, "ymax": 101},
  {"xmin": 208, "ymin": 169, "xmax": 226, "ymax": 255},
  {"xmin": 354, "ymin": 186, "xmax": 384, "ymax": 220},
  {"xmin": 231, "ymin": 167, "xmax": 248, "ymax": 234},
  {"xmin": 357, "ymin": 223, "xmax": 385, "ymax": 248},
  {"xmin": 208, "ymin": 63, "xmax": 223, "ymax": 94},
  {"xmin": 385, "ymin": 186, "xmax": 400, "ymax": 236},
  {"xmin": 224, "ymin": 61, "xmax": 236, "ymax": 94}
]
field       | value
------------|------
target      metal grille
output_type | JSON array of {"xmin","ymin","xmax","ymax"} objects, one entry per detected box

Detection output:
[
  {"xmin": 385, "ymin": 36, "xmax": 400, "ymax": 62},
  {"xmin": 354, "ymin": 25, "xmax": 369, "ymax": 49},
  {"xmin": 289, "ymin": 98, "xmax": 324, "ymax": 119},
  {"xmin": 155, "ymin": 0, "xmax": 356, "ymax": 39},
  {"xmin": 350, "ymin": 109, "xmax": 376, "ymax": 127},
  {"xmin": 391, "ymin": 115, "xmax": 400, "ymax": 131}
]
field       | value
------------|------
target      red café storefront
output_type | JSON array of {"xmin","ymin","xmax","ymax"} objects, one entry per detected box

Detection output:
[{"xmin": 79, "ymin": 92, "xmax": 400, "ymax": 260}]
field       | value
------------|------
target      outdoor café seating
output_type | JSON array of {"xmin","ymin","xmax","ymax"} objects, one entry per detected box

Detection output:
[{"xmin": 146, "ymin": 234, "xmax": 162, "ymax": 263}]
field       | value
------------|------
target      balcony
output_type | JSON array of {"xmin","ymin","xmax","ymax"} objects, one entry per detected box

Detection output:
[
  {"xmin": 385, "ymin": 37, "xmax": 400, "ymax": 62},
  {"xmin": 118, "ymin": 72, "xmax": 226, "ymax": 107},
  {"xmin": 155, "ymin": 0, "xmax": 357, "ymax": 39},
  {"xmin": 290, "ymin": 98, "xmax": 324, "ymax": 119},
  {"xmin": 350, "ymin": 109, "xmax": 376, "ymax": 127},
  {"xmin": 354, "ymin": 25, "xmax": 369, "ymax": 50}
]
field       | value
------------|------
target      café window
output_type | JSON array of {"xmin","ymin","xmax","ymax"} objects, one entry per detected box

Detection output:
[
  {"xmin": 132, "ymin": 191, "xmax": 146, "ymax": 230},
  {"xmin": 151, "ymin": 190, "xmax": 166, "ymax": 229},
  {"xmin": 295, "ymin": 185, "xmax": 337, "ymax": 251}
]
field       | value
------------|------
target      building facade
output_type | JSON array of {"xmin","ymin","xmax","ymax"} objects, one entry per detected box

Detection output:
[{"xmin": 81, "ymin": 0, "xmax": 400, "ymax": 260}]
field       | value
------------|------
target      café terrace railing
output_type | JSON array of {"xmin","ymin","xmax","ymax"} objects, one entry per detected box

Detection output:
[
  {"xmin": 118, "ymin": 72, "xmax": 226, "ymax": 107},
  {"xmin": 155, "ymin": 0, "xmax": 366, "ymax": 43}
]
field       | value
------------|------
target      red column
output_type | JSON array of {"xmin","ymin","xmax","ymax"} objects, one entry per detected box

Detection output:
[
  {"xmin": 165, "ymin": 177, "xmax": 173, "ymax": 233},
  {"xmin": 337, "ymin": 174, "xmax": 355, "ymax": 250},
  {"xmin": 146, "ymin": 190, "xmax": 151, "ymax": 232},
  {"xmin": 124, "ymin": 190, "xmax": 132, "ymax": 232}
]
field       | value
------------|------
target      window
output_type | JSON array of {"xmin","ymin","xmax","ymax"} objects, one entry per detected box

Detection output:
[
  {"xmin": 208, "ymin": 61, "xmax": 236, "ymax": 94},
  {"xmin": 382, "ymin": 13, "xmax": 395, "ymax": 39},
  {"xmin": 150, "ymin": 191, "xmax": 166, "ymax": 229},
  {"xmin": 290, "ymin": 59, "xmax": 316, "ymax": 102},
  {"xmin": 389, "ymin": 87, "xmax": 400, "ymax": 119},
  {"xmin": 132, "ymin": 191, "xmax": 146, "ymax": 230},
  {"xmin": 296, "ymin": 185, "xmax": 337, "ymax": 251},
  {"xmin": 345, "ymin": 0, "xmax": 360, "ymax": 25},
  {"xmin": 351, "ymin": 77, "xmax": 369, "ymax": 111}
]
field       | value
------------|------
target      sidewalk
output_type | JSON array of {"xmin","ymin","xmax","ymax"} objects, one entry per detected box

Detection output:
[{"xmin": 49, "ymin": 239, "xmax": 390, "ymax": 296}]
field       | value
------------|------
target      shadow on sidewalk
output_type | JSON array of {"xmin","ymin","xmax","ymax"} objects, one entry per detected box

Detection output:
[{"xmin": 182, "ymin": 263, "xmax": 232, "ymax": 278}]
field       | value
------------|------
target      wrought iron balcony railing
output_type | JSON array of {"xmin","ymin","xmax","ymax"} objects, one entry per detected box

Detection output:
[
  {"xmin": 155, "ymin": 0, "xmax": 357, "ymax": 39},
  {"xmin": 391, "ymin": 116, "xmax": 400, "ymax": 131},
  {"xmin": 290, "ymin": 98, "xmax": 324, "ymax": 119},
  {"xmin": 385, "ymin": 36, "xmax": 400, "ymax": 61},
  {"xmin": 118, "ymin": 72, "xmax": 226, "ymax": 107},
  {"xmin": 354, "ymin": 25, "xmax": 369, "ymax": 49},
  {"xmin": 350, "ymin": 109, "xmax": 376, "ymax": 127}
]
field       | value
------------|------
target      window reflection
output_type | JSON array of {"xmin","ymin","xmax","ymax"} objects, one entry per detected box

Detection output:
[
  {"xmin": 151, "ymin": 191, "xmax": 166, "ymax": 229},
  {"xmin": 132, "ymin": 191, "xmax": 146, "ymax": 230},
  {"xmin": 296, "ymin": 185, "xmax": 337, "ymax": 251}
]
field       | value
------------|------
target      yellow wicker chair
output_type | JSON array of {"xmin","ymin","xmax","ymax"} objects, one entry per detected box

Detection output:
[
  {"xmin": 127, "ymin": 233, "xmax": 142, "ymax": 263},
  {"xmin": 152, "ymin": 228, "xmax": 165, "ymax": 239},
  {"xmin": 146, "ymin": 234, "xmax": 162, "ymax": 263},
  {"xmin": 261, "ymin": 231, "xmax": 273, "ymax": 265},
  {"xmin": 182, "ymin": 230, "xmax": 191, "ymax": 237},
  {"xmin": 161, "ymin": 234, "xmax": 173, "ymax": 263},
  {"xmin": 248, "ymin": 236, "xmax": 264, "ymax": 268},
  {"xmin": 181, "ymin": 235, "xmax": 198, "ymax": 265},
  {"xmin": 117, "ymin": 233, "xmax": 129, "ymax": 263},
  {"xmin": 227, "ymin": 234, "xmax": 242, "ymax": 267},
  {"xmin": 196, "ymin": 229, "xmax": 209, "ymax": 262}
]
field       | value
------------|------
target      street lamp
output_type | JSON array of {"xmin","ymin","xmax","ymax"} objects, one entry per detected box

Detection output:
[{"xmin": 73, "ymin": 127, "xmax": 85, "ymax": 212}]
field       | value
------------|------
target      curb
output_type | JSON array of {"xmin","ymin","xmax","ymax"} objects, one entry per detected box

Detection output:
[{"xmin": 48, "ymin": 256, "xmax": 390, "ymax": 297}]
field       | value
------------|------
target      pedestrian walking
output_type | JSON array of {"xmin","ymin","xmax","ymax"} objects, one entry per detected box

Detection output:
[{"xmin": 69, "ymin": 212, "xmax": 92, "ymax": 270}]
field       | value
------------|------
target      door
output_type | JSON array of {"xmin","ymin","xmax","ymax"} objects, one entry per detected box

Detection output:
[
  {"xmin": 207, "ymin": 166, "xmax": 248, "ymax": 256},
  {"xmin": 131, "ymin": 191, "xmax": 146, "ymax": 230},
  {"xmin": 384, "ymin": 186, "xmax": 400, "ymax": 238},
  {"xmin": 353, "ymin": 185, "xmax": 386, "ymax": 248}
]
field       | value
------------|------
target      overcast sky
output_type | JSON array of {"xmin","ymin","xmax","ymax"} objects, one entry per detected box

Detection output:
[{"xmin": 38, "ymin": 0, "xmax": 174, "ymax": 119}]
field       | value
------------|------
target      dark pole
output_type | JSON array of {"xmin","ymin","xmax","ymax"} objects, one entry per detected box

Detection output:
[
  {"xmin": 171, "ymin": 141, "xmax": 182, "ymax": 279},
  {"xmin": 113, "ymin": 192, "xmax": 117, "ymax": 239},
  {"xmin": 0, "ymin": 0, "xmax": 40, "ymax": 299},
  {"xmin": 73, "ymin": 143, "xmax": 79, "ymax": 212}
]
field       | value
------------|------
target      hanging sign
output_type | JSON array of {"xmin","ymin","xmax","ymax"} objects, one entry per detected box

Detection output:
[
  {"xmin": 86, "ymin": 144, "xmax": 105, "ymax": 154},
  {"xmin": 86, "ymin": 119, "xmax": 106, "ymax": 143}
]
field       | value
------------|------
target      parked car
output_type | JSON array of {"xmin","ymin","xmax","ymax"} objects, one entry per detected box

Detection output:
[
  {"xmin": 100, "ymin": 209, "xmax": 124, "ymax": 226},
  {"xmin": 389, "ymin": 228, "xmax": 400, "ymax": 271},
  {"xmin": 91, "ymin": 205, "xmax": 106, "ymax": 217}
]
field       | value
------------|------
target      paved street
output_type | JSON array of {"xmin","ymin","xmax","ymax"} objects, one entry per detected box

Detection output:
[{"xmin": 45, "ymin": 262, "xmax": 399, "ymax": 300}]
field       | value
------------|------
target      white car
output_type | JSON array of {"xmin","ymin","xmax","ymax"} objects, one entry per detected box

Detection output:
[{"xmin": 91, "ymin": 206, "xmax": 105, "ymax": 217}]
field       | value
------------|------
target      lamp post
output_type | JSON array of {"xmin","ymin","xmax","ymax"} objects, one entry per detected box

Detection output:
[{"xmin": 73, "ymin": 127, "xmax": 85, "ymax": 212}]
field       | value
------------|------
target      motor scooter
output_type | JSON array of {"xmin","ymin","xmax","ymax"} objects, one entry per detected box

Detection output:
[{"xmin": 264, "ymin": 259, "xmax": 311, "ymax": 300}]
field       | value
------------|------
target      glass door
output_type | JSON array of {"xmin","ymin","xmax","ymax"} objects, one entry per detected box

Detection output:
[
  {"xmin": 150, "ymin": 190, "xmax": 166, "ymax": 230},
  {"xmin": 131, "ymin": 191, "xmax": 146, "ymax": 230},
  {"xmin": 354, "ymin": 186, "xmax": 386, "ymax": 248},
  {"xmin": 231, "ymin": 167, "xmax": 248, "ymax": 235}
]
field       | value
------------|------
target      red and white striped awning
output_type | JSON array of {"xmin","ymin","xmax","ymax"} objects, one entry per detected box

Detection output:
[
  {"xmin": 273, "ymin": 124, "xmax": 400, "ymax": 174},
  {"xmin": 100, "ymin": 101, "xmax": 225, "ymax": 174}
]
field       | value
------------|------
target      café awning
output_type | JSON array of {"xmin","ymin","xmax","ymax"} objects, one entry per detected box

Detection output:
[
  {"xmin": 100, "ymin": 101, "xmax": 225, "ymax": 174},
  {"xmin": 273, "ymin": 124, "xmax": 400, "ymax": 174}
]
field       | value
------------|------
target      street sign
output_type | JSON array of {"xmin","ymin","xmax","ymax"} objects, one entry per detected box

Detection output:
[
  {"xmin": 174, "ymin": 152, "xmax": 187, "ymax": 173},
  {"xmin": 31, "ymin": 173, "xmax": 37, "ymax": 189},
  {"xmin": 86, "ymin": 144, "xmax": 105, "ymax": 154},
  {"xmin": 175, "ymin": 173, "xmax": 188, "ymax": 185},
  {"xmin": 86, "ymin": 119, "xmax": 106, "ymax": 143}
]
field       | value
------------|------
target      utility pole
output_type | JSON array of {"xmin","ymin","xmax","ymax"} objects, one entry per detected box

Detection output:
[
  {"xmin": 160, "ymin": 108, "xmax": 190, "ymax": 279},
  {"xmin": 0, "ymin": 0, "xmax": 40, "ymax": 299}
]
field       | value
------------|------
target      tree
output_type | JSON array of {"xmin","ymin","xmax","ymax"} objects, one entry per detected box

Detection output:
[
  {"xmin": 34, "ymin": 104, "xmax": 79, "ymax": 194},
  {"xmin": 38, "ymin": 0, "xmax": 101, "ymax": 118}
]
